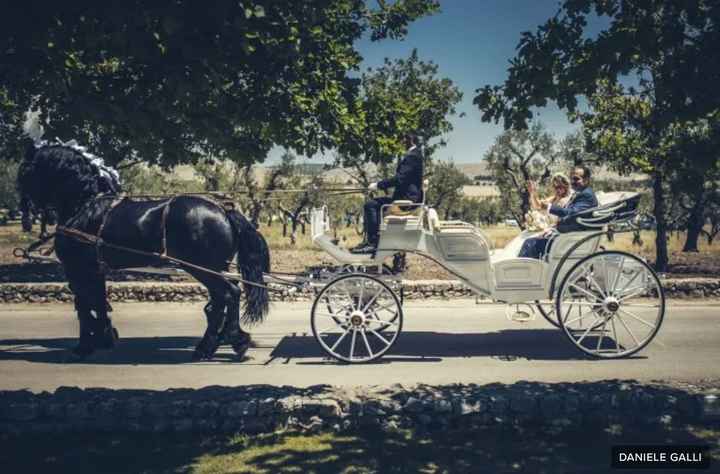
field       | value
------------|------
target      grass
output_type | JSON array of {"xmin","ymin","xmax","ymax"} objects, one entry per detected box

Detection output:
[{"xmin": 1, "ymin": 423, "xmax": 718, "ymax": 473}]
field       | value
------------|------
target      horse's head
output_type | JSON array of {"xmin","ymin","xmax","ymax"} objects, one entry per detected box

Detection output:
[{"xmin": 17, "ymin": 142, "xmax": 121, "ymax": 219}]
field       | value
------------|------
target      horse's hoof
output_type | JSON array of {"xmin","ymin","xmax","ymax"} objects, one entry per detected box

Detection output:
[
  {"xmin": 232, "ymin": 341, "xmax": 250, "ymax": 358},
  {"xmin": 231, "ymin": 333, "xmax": 252, "ymax": 357}
]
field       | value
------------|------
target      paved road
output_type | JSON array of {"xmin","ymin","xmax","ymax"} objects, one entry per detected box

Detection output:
[{"xmin": 0, "ymin": 300, "xmax": 718, "ymax": 392}]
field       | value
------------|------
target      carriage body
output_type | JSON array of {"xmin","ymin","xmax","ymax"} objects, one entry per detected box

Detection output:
[
  {"xmin": 309, "ymin": 191, "xmax": 665, "ymax": 363},
  {"xmin": 310, "ymin": 192, "xmax": 641, "ymax": 303}
]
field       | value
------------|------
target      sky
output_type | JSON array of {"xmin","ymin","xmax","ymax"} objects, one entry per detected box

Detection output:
[{"xmin": 274, "ymin": 0, "xmax": 609, "ymax": 166}]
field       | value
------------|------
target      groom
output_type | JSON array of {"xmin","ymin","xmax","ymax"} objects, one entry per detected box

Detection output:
[{"xmin": 518, "ymin": 165, "xmax": 598, "ymax": 259}]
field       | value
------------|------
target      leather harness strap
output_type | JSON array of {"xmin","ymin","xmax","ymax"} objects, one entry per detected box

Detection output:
[
  {"xmin": 95, "ymin": 196, "xmax": 127, "ymax": 272},
  {"xmin": 160, "ymin": 196, "xmax": 177, "ymax": 257}
]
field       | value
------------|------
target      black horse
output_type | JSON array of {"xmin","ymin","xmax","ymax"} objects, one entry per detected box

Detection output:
[{"xmin": 17, "ymin": 143, "xmax": 270, "ymax": 361}]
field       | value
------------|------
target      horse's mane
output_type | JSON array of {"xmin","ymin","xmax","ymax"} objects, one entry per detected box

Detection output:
[{"xmin": 17, "ymin": 143, "xmax": 121, "ymax": 211}]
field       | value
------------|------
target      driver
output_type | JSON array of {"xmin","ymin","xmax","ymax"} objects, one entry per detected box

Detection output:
[{"xmin": 351, "ymin": 134, "xmax": 424, "ymax": 254}]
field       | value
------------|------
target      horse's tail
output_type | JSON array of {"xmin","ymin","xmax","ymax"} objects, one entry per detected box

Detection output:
[{"xmin": 227, "ymin": 209, "xmax": 270, "ymax": 324}]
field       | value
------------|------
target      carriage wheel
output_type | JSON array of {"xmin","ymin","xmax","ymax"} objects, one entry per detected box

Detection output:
[
  {"xmin": 535, "ymin": 301, "xmax": 560, "ymax": 328},
  {"xmin": 311, "ymin": 274, "xmax": 403, "ymax": 363},
  {"xmin": 536, "ymin": 300, "xmax": 607, "ymax": 330},
  {"xmin": 556, "ymin": 251, "xmax": 665, "ymax": 359}
]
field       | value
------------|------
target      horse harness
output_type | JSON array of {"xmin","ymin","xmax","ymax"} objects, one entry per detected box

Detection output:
[{"xmin": 53, "ymin": 194, "xmax": 255, "ymax": 285}]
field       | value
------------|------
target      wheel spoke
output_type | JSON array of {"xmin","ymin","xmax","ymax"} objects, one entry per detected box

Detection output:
[
  {"xmin": 361, "ymin": 329, "xmax": 374, "ymax": 358},
  {"xmin": 569, "ymin": 283, "xmax": 603, "ymax": 302},
  {"xmin": 372, "ymin": 301, "xmax": 397, "ymax": 314},
  {"xmin": 358, "ymin": 278, "xmax": 365, "ymax": 309},
  {"xmin": 349, "ymin": 330, "xmax": 357, "ymax": 360},
  {"xmin": 596, "ymin": 318, "xmax": 610, "ymax": 351},
  {"xmin": 621, "ymin": 303, "xmax": 660, "ymax": 308},
  {"xmin": 618, "ymin": 287, "xmax": 649, "ymax": 302},
  {"xmin": 361, "ymin": 287, "xmax": 385, "ymax": 313},
  {"xmin": 585, "ymin": 273, "xmax": 608, "ymax": 298},
  {"xmin": 615, "ymin": 311, "xmax": 641, "ymax": 347},
  {"xmin": 564, "ymin": 309, "xmax": 603, "ymax": 327},
  {"xmin": 565, "ymin": 301, "xmax": 603, "ymax": 307},
  {"xmin": 368, "ymin": 328, "xmax": 390, "ymax": 345},
  {"xmin": 610, "ymin": 317, "xmax": 621, "ymax": 353},
  {"xmin": 365, "ymin": 318, "xmax": 399, "ymax": 327},
  {"xmin": 330, "ymin": 328, "xmax": 351, "ymax": 351},
  {"xmin": 315, "ymin": 312, "xmax": 347, "ymax": 320},
  {"xmin": 611, "ymin": 256, "xmax": 625, "ymax": 295},
  {"xmin": 574, "ymin": 315, "xmax": 604, "ymax": 345},
  {"xmin": 618, "ymin": 308, "xmax": 657, "ymax": 330},
  {"xmin": 616, "ymin": 268, "xmax": 642, "ymax": 294}
]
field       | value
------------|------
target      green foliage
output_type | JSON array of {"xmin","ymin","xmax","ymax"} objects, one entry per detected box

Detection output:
[
  {"xmin": 474, "ymin": 0, "xmax": 720, "ymax": 269},
  {"xmin": 0, "ymin": 159, "xmax": 20, "ymax": 210},
  {"xmin": 0, "ymin": 0, "xmax": 439, "ymax": 167},
  {"xmin": 425, "ymin": 160, "xmax": 470, "ymax": 219},
  {"xmin": 484, "ymin": 122, "xmax": 560, "ymax": 228},
  {"xmin": 118, "ymin": 164, "xmax": 202, "ymax": 195},
  {"xmin": 335, "ymin": 49, "xmax": 462, "ymax": 181}
]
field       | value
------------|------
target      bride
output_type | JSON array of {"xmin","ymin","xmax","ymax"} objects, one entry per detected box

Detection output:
[{"xmin": 525, "ymin": 173, "xmax": 573, "ymax": 231}]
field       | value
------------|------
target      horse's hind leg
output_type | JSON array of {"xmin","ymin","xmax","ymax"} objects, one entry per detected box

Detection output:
[
  {"xmin": 191, "ymin": 275, "xmax": 228, "ymax": 361},
  {"xmin": 219, "ymin": 282, "xmax": 251, "ymax": 358}
]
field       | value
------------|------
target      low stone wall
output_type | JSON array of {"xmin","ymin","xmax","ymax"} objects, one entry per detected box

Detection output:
[
  {"xmin": 1, "ymin": 381, "xmax": 718, "ymax": 436},
  {"xmin": 0, "ymin": 278, "xmax": 719, "ymax": 304}
]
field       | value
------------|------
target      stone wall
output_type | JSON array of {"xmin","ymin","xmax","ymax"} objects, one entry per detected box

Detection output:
[
  {"xmin": 1, "ymin": 278, "xmax": 719, "ymax": 304},
  {"xmin": 1, "ymin": 381, "xmax": 718, "ymax": 436}
]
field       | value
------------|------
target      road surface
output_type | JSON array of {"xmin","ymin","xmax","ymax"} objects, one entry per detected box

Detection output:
[{"xmin": 0, "ymin": 300, "xmax": 718, "ymax": 392}]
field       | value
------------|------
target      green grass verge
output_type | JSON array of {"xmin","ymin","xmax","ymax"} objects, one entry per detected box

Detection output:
[{"xmin": 2, "ymin": 423, "xmax": 718, "ymax": 473}]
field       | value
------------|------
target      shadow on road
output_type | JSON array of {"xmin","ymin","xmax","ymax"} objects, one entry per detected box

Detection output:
[
  {"xmin": 272, "ymin": 329, "xmax": 642, "ymax": 363},
  {"xmin": 0, "ymin": 336, "xmax": 237, "ymax": 365},
  {"xmin": 0, "ymin": 328, "xmax": 645, "ymax": 364}
]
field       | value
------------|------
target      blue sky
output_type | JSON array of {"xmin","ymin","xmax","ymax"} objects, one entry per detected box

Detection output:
[{"xmin": 274, "ymin": 0, "xmax": 608, "ymax": 165}]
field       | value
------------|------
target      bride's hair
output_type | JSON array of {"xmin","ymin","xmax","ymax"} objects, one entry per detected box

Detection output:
[{"xmin": 551, "ymin": 173, "xmax": 571, "ymax": 190}]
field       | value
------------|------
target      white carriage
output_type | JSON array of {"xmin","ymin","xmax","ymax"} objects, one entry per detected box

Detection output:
[{"xmin": 308, "ymin": 191, "xmax": 665, "ymax": 363}]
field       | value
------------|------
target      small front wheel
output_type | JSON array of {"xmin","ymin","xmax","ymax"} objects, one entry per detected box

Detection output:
[
  {"xmin": 311, "ymin": 273, "xmax": 403, "ymax": 363},
  {"xmin": 556, "ymin": 251, "xmax": 665, "ymax": 359}
]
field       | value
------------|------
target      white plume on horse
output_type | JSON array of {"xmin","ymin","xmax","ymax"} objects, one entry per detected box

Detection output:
[
  {"xmin": 21, "ymin": 110, "xmax": 120, "ymax": 187},
  {"xmin": 22, "ymin": 109, "xmax": 44, "ymax": 142}
]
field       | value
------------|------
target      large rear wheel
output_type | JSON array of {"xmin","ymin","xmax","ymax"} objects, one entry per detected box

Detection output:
[{"xmin": 556, "ymin": 251, "xmax": 665, "ymax": 359}]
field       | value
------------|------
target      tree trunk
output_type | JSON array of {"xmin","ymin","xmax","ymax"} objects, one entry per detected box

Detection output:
[
  {"xmin": 652, "ymin": 171, "xmax": 669, "ymax": 272},
  {"xmin": 682, "ymin": 189, "xmax": 705, "ymax": 252},
  {"xmin": 250, "ymin": 203, "xmax": 262, "ymax": 228}
]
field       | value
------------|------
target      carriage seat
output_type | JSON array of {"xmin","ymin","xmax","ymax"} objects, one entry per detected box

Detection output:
[
  {"xmin": 382, "ymin": 200, "xmax": 424, "ymax": 226},
  {"xmin": 567, "ymin": 191, "xmax": 641, "ymax": 228}
]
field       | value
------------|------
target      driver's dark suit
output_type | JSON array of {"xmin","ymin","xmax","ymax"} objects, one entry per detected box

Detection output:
[{"xmin": 363, "ymin": 146, "xmax": 424, "ymax": 246}]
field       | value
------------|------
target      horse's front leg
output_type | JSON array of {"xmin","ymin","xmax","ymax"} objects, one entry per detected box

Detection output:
[
  {"xmin": 66, "ymin": 278, "xmax": 98, "ymax": 360},
  {"xmin": 88, "ymin": 275, "xmax": 118, "ymax": 349},
  {"xmin": 66, "ymin": 271, "xmax": 117, "ymax": 360}
]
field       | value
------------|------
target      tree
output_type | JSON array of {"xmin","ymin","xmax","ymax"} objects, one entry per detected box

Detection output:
[
  {"xmin": 425, "ymin": 160, "xmax": 470, "ymax": 220},
  {"xmin": 483, "ymin": 122, "xmax": 559, "ymax": 229},
  {"xmin": 474, "ymin": 0, "xmax": 720, "ymax": 272},
  {"xmin": 335, "ymin": 49, "xmax": 462, "ymax": 186},
  {"xmin": 666, "ymin": 115, "xmax": 720, "ymax": 251},
  {"xmin": 1, "ymin": 1, "xmax": 439, "ymax": 166},
  {"xmin": 239, "ymin": 152, "xmax": 296, "ymax": 227},
  {"xmin": 277, "ymin": 173, "xmax": 325, "ymax": 244}
]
